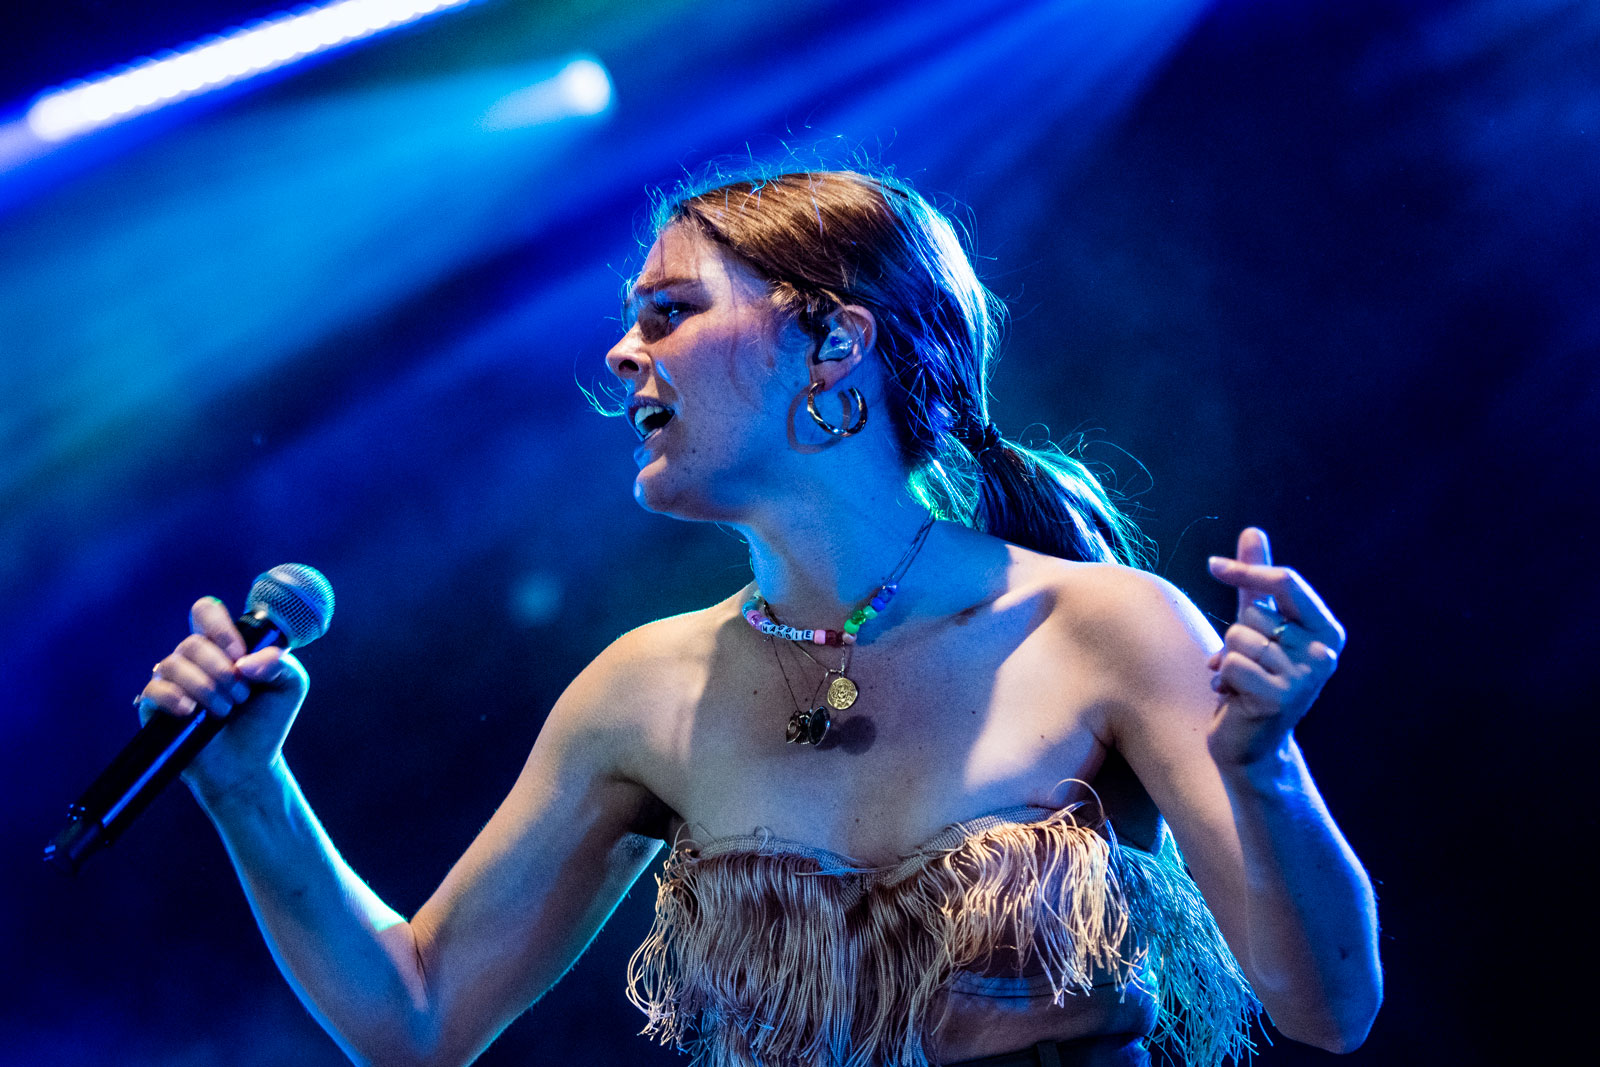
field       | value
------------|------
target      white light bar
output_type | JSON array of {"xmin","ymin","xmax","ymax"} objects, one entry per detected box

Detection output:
[{"xmin": 26, "ymin": 0, "xmax": 476, "ymax": 143}]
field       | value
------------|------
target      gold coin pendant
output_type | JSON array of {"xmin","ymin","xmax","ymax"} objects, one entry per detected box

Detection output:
[{"xmin": 826, "ymin": 675, "xmax": 858, "ymax": 711}]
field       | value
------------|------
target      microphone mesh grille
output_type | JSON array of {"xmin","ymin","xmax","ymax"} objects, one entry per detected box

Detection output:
[{"xmin": 246, "ymin": 564, "xmax": 334, "ymax": 649}]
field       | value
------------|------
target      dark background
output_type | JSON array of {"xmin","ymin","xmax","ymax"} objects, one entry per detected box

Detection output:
[{"xmin": 2, "ymin": 1, "xmax": 1595, "ymax": 1063}]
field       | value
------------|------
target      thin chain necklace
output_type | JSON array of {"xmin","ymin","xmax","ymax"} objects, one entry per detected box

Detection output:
[{"xmin": 744, "ymin": 516, "xmax": 935, "ymax": 746}]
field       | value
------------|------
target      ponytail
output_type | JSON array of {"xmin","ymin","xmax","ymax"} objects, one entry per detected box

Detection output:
[
  {"xmin": 901, "ymin": 413, "xmax": 1150, "ymax": 568},
  {"xmin": 968, "ymin": 433, "xmax": 1152, "ymax": 568}
]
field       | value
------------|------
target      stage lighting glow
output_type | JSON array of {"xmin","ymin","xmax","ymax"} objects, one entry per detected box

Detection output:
[
  {"xmin": 25, "ymin": 0, "xmax": 477, "ymax": 143},
  {"xmin": 556, "ymin": 59, "xmax": 612, "ymax": 116},
  {"xmin": 480, "ymin": 58, "xmax": 614, "ymax": 130}
]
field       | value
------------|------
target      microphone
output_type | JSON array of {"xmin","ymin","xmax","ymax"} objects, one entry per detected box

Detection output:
[{"xmin": 43, "ymin": 564, "xmax": 335, "ymax": 875}]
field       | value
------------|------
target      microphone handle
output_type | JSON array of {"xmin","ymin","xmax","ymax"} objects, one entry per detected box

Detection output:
[{"xmin": 43, "ymin": 610, "xmax": 285, "ymax": 875}]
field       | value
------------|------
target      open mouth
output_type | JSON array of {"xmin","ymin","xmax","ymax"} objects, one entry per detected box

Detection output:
[{"xmin": 629, "ymin": 400, "xmax": 676, "ymax": 441}]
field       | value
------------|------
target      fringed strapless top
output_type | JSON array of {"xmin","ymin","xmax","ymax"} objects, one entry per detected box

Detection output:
[{"xmin": 626, "ymin": 803, "xmax": 1260, "ymax": 1067}]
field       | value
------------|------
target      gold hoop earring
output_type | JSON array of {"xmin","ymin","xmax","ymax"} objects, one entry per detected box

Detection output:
[{"xmin": 806, "ymin": 381, "xmax": 868, "ymax": 437}]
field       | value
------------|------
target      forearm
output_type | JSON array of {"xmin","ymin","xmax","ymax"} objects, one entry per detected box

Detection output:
[
  {"xmin": 195, "ymin": 756, "xmax": 439, "ymax": 1065},
  {"xmin": 1220, "ymin": 736, "xmax": 1381, "ymax": 1051}
]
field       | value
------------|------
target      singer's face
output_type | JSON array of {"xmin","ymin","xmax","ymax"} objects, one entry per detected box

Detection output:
[{"xmin": 605, "ymin": 225, "xmax": 812, "ymax": 520}]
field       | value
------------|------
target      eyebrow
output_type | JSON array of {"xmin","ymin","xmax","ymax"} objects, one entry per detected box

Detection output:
[{"xmin": 622, "ymin": 276, "xmax": 708, "ymax": 317}]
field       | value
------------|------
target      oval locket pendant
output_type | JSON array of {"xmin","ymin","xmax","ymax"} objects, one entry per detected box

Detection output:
[{"xmin": 786, "ymin": 706, "xmax": 831, "ymax": 745}]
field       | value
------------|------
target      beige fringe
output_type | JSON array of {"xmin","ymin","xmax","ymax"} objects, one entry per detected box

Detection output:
[{"xmin": 625, "ymin": 806, "xmax": 1258, "ymax": 1067}]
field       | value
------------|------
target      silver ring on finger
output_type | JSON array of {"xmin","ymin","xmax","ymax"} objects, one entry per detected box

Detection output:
[{"xmin": 1268, "ymin": 621, "xmax": 1290, "ymax": 642}]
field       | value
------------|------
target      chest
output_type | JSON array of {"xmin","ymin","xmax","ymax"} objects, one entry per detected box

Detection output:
[{"xmin": 654, "ymin": 602, "xmax": 1119, "ymax": 864}]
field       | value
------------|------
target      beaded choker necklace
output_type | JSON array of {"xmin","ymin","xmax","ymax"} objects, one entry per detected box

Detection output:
[{"xmin": 742, "ymin": 516, "xmax": 935, "ymax": 746}]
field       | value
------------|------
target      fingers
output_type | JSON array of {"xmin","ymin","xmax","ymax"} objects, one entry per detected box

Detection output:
[
  {"xmin": 1236, "ymin": 526, "xmax": 1270, "ymax": 566},
  {"xmin": 1219, "ymin": 621, "xmax": 1292, "ymax": 674},
  {"xmin": 1210, "ymin": 528, "xmax": 1272, "ymax": 622},
  {"xmin": 142, "ymin": 678, "xmax": 197, "ymax": 718},
  {"xmin": 1225, "ymin": 564, "xmax": 1344, "ymax": 648},
  {"xmin": 1211, "ymin": 650, "xmax": 1285, "ymax": 706},
  {"xmin": 141, "ymin": 600, "xmax": 256, "ymax": 719},
  {"xmin": 174, "ymin": 630, "xmax": 239, "ymax": 681},
  {"xmin": 150, "ymin": 642, "xmax": 252, "ymax": 717},
  {"xmin": 236, "ymin": 646, "xmax": 288, "ymax": 683},
  {"xmin": 1210, "ymin": 615, "xmax": 1338, "ymax": 704},
  {"xmin": 1233, "ymin": 527, "xmax": 1270, "ymax": 619},
  {"xmin": 190, "ymin": 596, "xmax": 246, "ymax": 660},
  {"xmin": 1208, "ymin": 535, "xmax": 1346, "ymax": 651},
  {"xmin": 1239, "ymin": 596, "xmax": 1287, "ymax": 638}
]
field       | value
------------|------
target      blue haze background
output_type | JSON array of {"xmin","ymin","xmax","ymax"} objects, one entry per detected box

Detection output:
[{"xmin": 1, "ymin": 0, "xmax": 1595, "ymax": 1063}]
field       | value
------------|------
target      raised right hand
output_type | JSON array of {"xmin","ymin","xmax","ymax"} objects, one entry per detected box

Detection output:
[{"xmin": 137, "ymin": 596, "xmax": 310, "ymax": 804}]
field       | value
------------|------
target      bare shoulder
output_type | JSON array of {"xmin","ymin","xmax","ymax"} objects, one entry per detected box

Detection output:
[
  {"xmin": 560, "ymin": 602, "xmax": 724, "ymax": 716},
  {"xmin": 1045, "ymin": 560, "xmax": 1216, "ymax": 652},
  {"xmin": 540, "ymin": 593, "xmax": 737, "ymax": 793},
  {"xmin": 1011, "ymin": 547, "xmax": 1209, "ymax": 646},
  {"xmin": 1012, "ymin": 553, "xmax": 1222, "ymax": 721}
]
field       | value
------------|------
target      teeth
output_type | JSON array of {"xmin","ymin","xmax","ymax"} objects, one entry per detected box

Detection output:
[{"xmin": 632, "ymin": 403, "xmax": 672, "ymax": 439}]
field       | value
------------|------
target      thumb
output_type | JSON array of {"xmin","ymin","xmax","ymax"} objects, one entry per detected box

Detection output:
[
  {"xmin": 1236, "ymin": 526, "xmax": 1272, "ymax": 617},
  {"xmin": 235, "ymin": 646, "xmax": 289, "ymax": 683}
]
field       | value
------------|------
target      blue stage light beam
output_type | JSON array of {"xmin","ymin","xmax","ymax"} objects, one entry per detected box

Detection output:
[{"xmin": 25, "ymin": 0, "xmax": 478, "ymax": 143}]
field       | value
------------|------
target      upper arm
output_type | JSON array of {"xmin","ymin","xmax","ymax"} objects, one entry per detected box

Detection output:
[
  {"xmin": 1071, "ymin": 568, "xmax": 1252, "ymax": 953},
  {"xmin": 405, "ymin": 633, "xmax": 669, "ymax": 1064},
  {"xmin": 1075, "ymin": 566, "xmax": 1382, "ymax": 1047}
]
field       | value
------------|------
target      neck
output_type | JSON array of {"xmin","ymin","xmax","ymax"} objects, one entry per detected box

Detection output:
[{"xmin": 740, "ymin": 483, "xmax": 935, "ymax": 629}]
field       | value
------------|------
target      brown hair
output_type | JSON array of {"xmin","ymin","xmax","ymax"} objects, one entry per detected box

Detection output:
[{"xmin": 655, "ymin": 168, "xmax": 1151, "ymax": 567}]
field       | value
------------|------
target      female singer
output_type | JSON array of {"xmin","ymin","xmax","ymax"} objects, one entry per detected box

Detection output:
[{"xmin": 138, "ymin": 169, "xmax": 1380, "ymax": 1067}]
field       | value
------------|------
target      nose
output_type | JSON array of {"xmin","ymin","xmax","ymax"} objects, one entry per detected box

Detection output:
[{"xmin": 605, "ymin": 327, "xmax": 649, "ymax": 383}]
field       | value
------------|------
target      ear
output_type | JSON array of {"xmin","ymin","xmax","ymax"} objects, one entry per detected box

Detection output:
[{"xmin": 809, "ymin": 304, "xmax": 877, "ymax": 389}]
